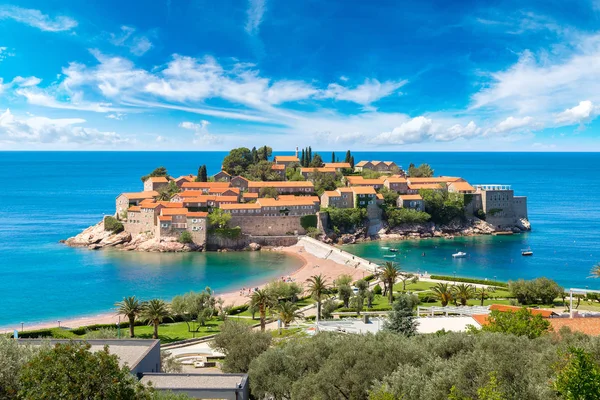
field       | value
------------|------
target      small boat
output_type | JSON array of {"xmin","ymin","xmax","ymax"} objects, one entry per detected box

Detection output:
[
  {"xmin": 383, "ymin": 255, "xmax": 396, "ymax": 258},
  {"xmin": 521, "ymin": 248, "xmax": 533, "ymax": 256},
  {"xmin": 389, "ymin": 248, "xmax": 398, "ymax": 253},
  {"xmin": 452, "ymin": 252, "xmax": 467, "ymax": 258},
  {"xmin": 381, "ymin": 246, "xmax": 390, "ymax": 250}
]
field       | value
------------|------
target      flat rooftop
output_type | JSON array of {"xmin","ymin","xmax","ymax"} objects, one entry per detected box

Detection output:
[
  {"xmin": 140, "ymin": 373, "xmax": 247, "ymax": 390},
  {"xmin": 17, "ymin": 339, "xmax": 159, "ymax": 370}
]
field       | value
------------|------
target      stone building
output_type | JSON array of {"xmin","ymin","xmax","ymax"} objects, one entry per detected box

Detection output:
[
  {"xmin": 344, "ymin": 176, "xmax": 385, "ymax": 190},
  {"xmin": 351, "ymin": 186, "xmax": 378, "ymax": 208},
  {"xmin": 384, "ymin": 177, "xmax": 409, "ymax": 193},
  {"xmin": 447, "ymin": 181, "xmax": 476, "ymax": 194},
  {"xmin": 212, "ymin": 170, "xmax": 231, "ymax": 182},
  {"xmin": 230, "ymin": 176, "xmax": 249, "ymax": 190},
  {"xmin": 115, "ymin": 191, "xmax": 158, "ymax": 218},
  {"xmin": 300, "ymin": 167, "xmax": 337, "ymax": 179},
  {"xmin": 397, "ymin": 194, "xmax": 425, "ymax": 211},
  {"xmin": 181, "ymin": 181, "xmax": 232, "ymax": 192},
  {"xmin": 174, "ymin": 175, "xmax": 194, "ymax": 188},
  {"xmin": 323, "ymin": 162, "xmax": 351, "ymax": 171},
  {"xmin": 354, "ymin": 160, "xmax": 399, "ymax": 173},
  {"xmin": 320, "ymin": 187, "xmax": 355, "ymax": 208},
  {"xmin": 474, "ymin": 185, "xmax": 528, "ymax": 228},
  {"xmin": 156, "ymin": 208, "xmax": 208, "ymax": 245},
  {"xmin": 271, "ymin": 164, "xmax": 286, "ymax": 179},
  {"xmin": 246, "ymin": 181, "xmax": 315, "ymax": 194},
  {"xmin": 273, "ymin": 155, "xmax": 300, "ymax": 168},
  {"xmin": 143, "ymin": 177, "xmax": 169, "ymax": 192}
]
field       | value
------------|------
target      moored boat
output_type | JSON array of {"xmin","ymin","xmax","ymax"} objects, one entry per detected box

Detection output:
[
  {"xmin": 452, "ymin": 251, "xmax": 467, "ymax": 258},
  {"xmin": 521, "ymin": 248, "xmax": 533, "ymax": 256}
]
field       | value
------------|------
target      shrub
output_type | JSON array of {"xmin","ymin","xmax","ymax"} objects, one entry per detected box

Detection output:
[
  {"xmin": 104, "ymin": 216, "xmax": 124, "ymax": 233},
  {"xmin": 300, "ymin": 214, "xmax": 318, "ymax": 230},
  {"xmin": 373, "ymin": 284, "xmax": 383, "ymax": 295},
  {"xmin": 475, "ymin": 209, "xmax": 486, "ymax": 220},
  {"xmin": 430, "ymin": 275, "xmax": 508, "ymax": 288},
  {"xmin": 306, "ymin": 227, "xmax": 321, "ymax": 238},
  {"xmin": 178, "ymin": 231, "xmax": 194, "ymax": 244},
  {"xmin": 227, "ymin": 304, "xmax": 249, "ymax": 315},
  {"xmin": 210, "ymin": 227, "xmax": 242, "ymax": 239},
  {"xmin": 323, "ymin": 207, "xmax": 367, "ymax": 231},
  {"xmin": 386, "ymin": 208, "xmax": 431, "ymax": 227},
  {"xmin": 508, "ymin": 277, "xmax": 563, "ymax": 305}
]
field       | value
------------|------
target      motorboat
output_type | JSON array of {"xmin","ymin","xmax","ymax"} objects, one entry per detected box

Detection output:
[
  {"xmin": 381, "ymin": 246, "xmax": 390, "ymax": 250},
  {"xmin": 383, "ymin": 254, "xmax": 396, "ymax": 258},
  {"xmin": 521, "ymin": 248, "xmax": 533, "ymax": 256},
  {"xmin": 452, "ymin": 252, "xmax": 467, "ymax": 258},
  {"xmin": 389, "ymin": 248, "xmax": 398, "ymax": 253}
]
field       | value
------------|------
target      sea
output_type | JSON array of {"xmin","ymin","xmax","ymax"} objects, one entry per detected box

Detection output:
[{"xmin": 0, "ymin": 151, "xmax": 599, "ymax": 327}]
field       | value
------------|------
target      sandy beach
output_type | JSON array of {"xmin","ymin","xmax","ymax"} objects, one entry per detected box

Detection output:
[{"xmin": 1, "ymin": 244, "xmax": 366, "ymax": 334}]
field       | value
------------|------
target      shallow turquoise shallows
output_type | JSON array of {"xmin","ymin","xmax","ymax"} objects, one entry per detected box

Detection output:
[{"xmin": 0, "ymin": 151, "xmax": 599, "ymax": 327}]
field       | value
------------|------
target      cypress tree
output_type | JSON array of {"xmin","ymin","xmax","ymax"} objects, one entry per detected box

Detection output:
[
  {"xmin": 263, "ymin": 145, "xmax": 269, "ymax": 161},
  {"xmin": 200, "ymin": 165, "xmax": 208, "ymax": 182},
  {"xmin": 350, "ymin": 156, "xmax": 355, "ymax": 169},
  {"xmin": 251, "ymin": 147, "xmax": 258, "ymax": 163},
  {"xmin": 308, "ymin": 146, "xmax": 312, "ymax": 165},
  {"xmin": 345, "ymin": 150, "xmax": 351, "ymax": 163},
  {"xmin": 331, "ymin": 152, "xmax": 336, "ymax": 163},
  {"xmin": 301, "ymin": 149, "xmax": 305, "ymax": 167},
  {"xmin": 196, "ymin": 166, "xmax": 202, "ymax": 182}
]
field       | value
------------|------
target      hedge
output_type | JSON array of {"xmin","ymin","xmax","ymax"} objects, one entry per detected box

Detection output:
[
  {"xmin": 430, "ymin": 275, "xmax": 508, "ymax": 288},
  {"xmin": 227, "ymin": 304, "xmax": 249, "ymax": 315},
  {"xmin": 300, "ymin": 214, "xmax": 318, "ymax": 230}
]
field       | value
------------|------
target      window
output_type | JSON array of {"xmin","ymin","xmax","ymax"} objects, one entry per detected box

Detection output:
[{"xmin": 161, "ymin": 223, "xmax": 169, "ymax": 228}]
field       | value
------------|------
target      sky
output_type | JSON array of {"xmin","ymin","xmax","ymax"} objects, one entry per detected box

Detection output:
[{"xmin": 1, "ymin": 0, "xmax": 600, "ymax": 151}]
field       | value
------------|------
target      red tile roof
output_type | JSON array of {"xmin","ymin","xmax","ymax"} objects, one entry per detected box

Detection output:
[
  {"xmin": 182, "ymin": 182, "xmax": 231, "ymax": 189},
  {"xmin": 399, "ymin": 194, "xmax": 423, "ymax": 201},
  {"xmin": 119, "ymin": 191, "xmax": 158, "ymax": 200},
  {"xmin": 550, "ymin": 317, "xmax": 600, "ymax": 336},
  {"xmin": 274, "ymin": 156, "xmax": 300, "ymax": 162},
  {"xmin": 351, "ymin": 186, "xmax": 377, "ymax": 195},
  {"xmin": 247, "ymin": 181, "xmax": 314, "ymax": 188},
  {"xmin": 158, "ymin": 215, "xmax": 172, "ymax": 222},
  {"xmin": 489, "ymin": 304, "xmax": 557, "ymax": 318},
  {"xmin": 324, "ymin": 162, "xmax": 351, "ymax": 168},
  {"xmin": 187, "ymin": 212, "xmax": 208, "ymax": 218},
  {"xmin": 161, "ymin": 208, "xmax": 189, "ymax": 216},
  {"xmin": 145, "ymin": 176, "xmax": 169, "ymax": 183}
]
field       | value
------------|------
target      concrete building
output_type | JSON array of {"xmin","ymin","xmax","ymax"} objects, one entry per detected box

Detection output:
[
  {"xmin": 397, "ymin": 194, "xmax": 425, "ymax": 211},
  {"xmin": 474, "ymin": 184, "xmax": 528, "ymax": 228},
  {"xmin": 273, "ymin": 155, "xmax": 300, "ymax": 168},
  {"xmin": 246, "ymin": 181, "xmax": 315, "ymax": 194},
  {"xmin": 140, "ymin": 373, "xmax": 249, "ymax": 400},
  {"xmin": 143, "ymin": 176, "xmax": 169, "ymax": 192},
  {"xmin": 115, "ymin": 191, "xmax": 159, "ymax": 217},
  {"xmin": 354, "ymin": 160, "xmax": 399, "ymax": 173}
]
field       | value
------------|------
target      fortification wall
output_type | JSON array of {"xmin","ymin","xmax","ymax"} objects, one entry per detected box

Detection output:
[{"xmin": 230, "ymin": 216, "xmax": 306, "ymax": 236}]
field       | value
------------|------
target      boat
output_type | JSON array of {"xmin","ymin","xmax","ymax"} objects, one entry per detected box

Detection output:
[
  {"xmin": 381, "ymin": 246, "xmax": 390, "ymax": 250},
  {"xmin": 389, "ymin": 248, "xmax": 398, "ymax": 253},
  {"xmin": 383, "ymin": 255, "xmax": 396, "ymax": 258},
  {"xmin": 452, "ymin": 252, "xmax": 467, "ymax": 258},
  {"xmin": 521, "ymin": 248, "xmax": 533, "ymax": 256}
]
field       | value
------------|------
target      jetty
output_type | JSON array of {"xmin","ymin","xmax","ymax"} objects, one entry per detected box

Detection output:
[{"xmin": 297, "ymin": 236, "xmax": 378, "ymax": 273}]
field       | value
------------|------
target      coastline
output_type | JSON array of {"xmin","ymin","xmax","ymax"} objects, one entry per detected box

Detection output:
[{"xmin": 0, "ymin": 244, "xmax": 365, "ymax": 334}]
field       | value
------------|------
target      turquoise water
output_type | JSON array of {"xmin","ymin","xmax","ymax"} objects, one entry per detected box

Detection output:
[{"xmin": 0, "ymin": 151, "xmax": 599, "ymax": 327}]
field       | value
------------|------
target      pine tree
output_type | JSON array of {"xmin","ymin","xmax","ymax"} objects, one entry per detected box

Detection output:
[
  {"xmin": 345, "ymin": 150, "xmax": 351, "ymax": 163},
  {"xmin": 200, "ymin": 165, "xmax": 208, "ymax": 182},
  {"xmin": 262, "ymin": 145, "xmax": 269, "ymax": 161},
  {"xmin": 251, "ymin": 147, "xmax": 258, "ymax": 163},
  {"xmin": 331, "ymin": 152, "xmax": 336, "ymax": 163}
]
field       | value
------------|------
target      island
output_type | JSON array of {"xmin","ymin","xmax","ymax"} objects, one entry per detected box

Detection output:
[{"xmin": 64, "ymin": 146, "xmax": 530, "ymax": 252}]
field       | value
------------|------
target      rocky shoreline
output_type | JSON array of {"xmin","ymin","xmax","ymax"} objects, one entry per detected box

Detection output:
[{"xmin": 323, "ymin": 218, "xmax": 531, "ymax": 245}]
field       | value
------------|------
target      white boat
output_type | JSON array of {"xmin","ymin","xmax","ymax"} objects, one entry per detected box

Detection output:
[
  {"xmin": 381, "ymin": 246, "xmax": 390, "ymax": 250},
  {"xmin": 521, "ymin": 248, "xmax": 533, "ymax": 256},
  {"xmin": 452, "ymin": 252, "xmax": 467, "ymax": 258},
  {"xmin": 383, "ymin": 255, "xmax": 396, "ymax": 258}
]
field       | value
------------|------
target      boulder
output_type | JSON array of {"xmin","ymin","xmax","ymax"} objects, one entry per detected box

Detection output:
[
  {"xmin": 99, "ymin": 231, "xmax": 132, "ymax": 247},
  {"xmin": 248, "ymin": 242, "xmax": 262, "ymax": 251}
]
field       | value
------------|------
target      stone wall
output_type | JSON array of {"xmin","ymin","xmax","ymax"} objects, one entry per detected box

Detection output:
[
  {"xmin": 316, "ymin": 212, "xmax": 329, "ymax": 232},
  {"xmin": 206, "ymin": 234, "xmax": 299, "ymax": 250},
  {"xmin": 513, "ymin": 196, "xmax": 528, "ymax": 219},
  {"xmin": 230, "ymin": 215, "xmax": 306, "ymax": 236}
]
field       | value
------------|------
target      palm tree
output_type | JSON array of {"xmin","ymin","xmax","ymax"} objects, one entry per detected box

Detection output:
[
  {"xmin": 141, "ymin": 299, "xmax": 170, "ymax": 339},
  {"xmin": 381, "ymin": 262, "xmax": 400, "ymax": 304},
  {"xmin": 115, "ymin": 296, "xmax": 143, "ymax": 338},
  {"xmin": 475, "ymin": 286, "xmax": 496, "ymax": 306},
  {"xmin": 453, "ymin": 283, "xmax": 476, "ymax": 306},
  {"xmin": 590, "ymin": 263, "xmax": 600, "ymax": 278},
  {"xmin": 250, "ymin": 289, "xmax": 276, "ymax": 332},
  {"xmin": 276, "ymin": 302, "xmax": 304, "ymax": 334},
  {"xmin": 306, "ymin": 274, "xmax": 330, "ymax": 324},
  {"xmin": 431, "ymin": 283, "xmax": 453, "ymax": 307}
]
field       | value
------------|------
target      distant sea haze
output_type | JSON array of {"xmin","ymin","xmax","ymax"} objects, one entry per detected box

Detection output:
[{"xmin": 0, "ymin": 151, "xmax": 598, "ymax": 326}]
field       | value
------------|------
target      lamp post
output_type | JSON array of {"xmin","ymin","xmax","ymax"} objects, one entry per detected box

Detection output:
[
  {"xmin": 117, "ymin": 316, "xmax": 121, "ymax": 339},
  {"xmin": 20, "ymin": 322, "xmax": 24, "ymax": 332},
  {"xmin": 57, "ymin": 320, "xmax": 61, "ymax": 328}
]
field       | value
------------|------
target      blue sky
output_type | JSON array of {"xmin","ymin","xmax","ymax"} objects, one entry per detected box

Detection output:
[{"xmin": 1, "ymin": 0, "xmax": 600, "ymax": 151}]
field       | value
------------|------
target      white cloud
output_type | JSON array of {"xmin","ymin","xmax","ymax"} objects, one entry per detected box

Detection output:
[
  {"xmin": 436, "ymin": 121, "xmax": 480, "ymax": 141},
  {"xmin": 0, "ymin": 6, "xmax": 77, "ymax": 32},
  {"xmin": 0, "ymin": 108, "xmax": 126, "ymax": 146},
  {"xmin": 106, "ymin": 113, "xmax": 125, "ymax": 120},
  {"xmin": 245, "ymin": 0, "xmax": 266, "ymax": 35},
  {"xmin": 15, "ymin": 88, "xmax": 120, "ymax": 113},
  {"xmin": 109, "ymin": 26, "xmax": 153, "ymax": 56},
  {"xmin": 555, "ymin": 100, "xmax": 596, "ymax": 125},
  {"xmin": 155, "ymin": 135, "xmax": 166, "ymax": 143},
  {"xmin": 323, "ymin": 78, "xmax": 407, "ymax": 106},
  {"xmin": 179, "ymin": 119, "xmax": 220, "ymax": 144},
  {"xmin": 0, "ymin": 46, "xmax": 14, "ymax": 62},
  {"xmin": 369, "ymin": 116, "xmax": 435, "ymax": 145},
  {"xmin": 489, "ymin": 116, "xmax": 539, "ymax": 134}
]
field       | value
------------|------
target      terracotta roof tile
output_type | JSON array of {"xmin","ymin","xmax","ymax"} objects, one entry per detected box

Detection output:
[
  {"xmin": 324, "ymin": 162, "xmax": 351, "ymax": 168},
  {"xmin": 351, "ymin": 186, "xmax": 377, "ymax": 195},
  {"xmin": 119, "ymin": 191, "xmax": 158, "ymax": 200},
  {"xmin": 181, "ymin": 182, "xmax": 231, "ymax": 189},
  {"xmin": 489, "ymin": 304, "xmax": 557, "ymax": 318},
  {"xmin": 399, "ymin": 194, "xmax": 423, "ymax": 201},
  {"xmin": 158, "ymin": 216, "xmax": 172, "ymax": 221},
  {"xmin": 187, "ymin": 211, "xmax": 208, "ymax": 218},
  {"xmin": 271, "ymin": 164, "xmax": 286, "ymax": 170},
  {"xmin": 220, "ymin": 203, "xmax": 262, "ymax": 210},
  {"xmin": 300, "ymin": 167, "xmax": 337, "ymax": 173},
  {"xmin": 247, "ymin": 181, "xmax": 314, "ymax": 188},
  {"xmin": 274, "ymin": 156, "xmax": 300, "ymax": 162},
  {"xmin": 161, "ymin": 208, "xmax": 189, "ymax": 216},
  {"xmin": 550, "ymin": 317, "xmax": 600, "ymax": 336},
  {"xmin": 145, "ymin": 176, "xmax": 169, "ymax": 183}
]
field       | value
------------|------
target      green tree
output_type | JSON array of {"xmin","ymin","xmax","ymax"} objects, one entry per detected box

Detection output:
[
  {"xmin": 350, "ymin": 155, "xmax": 355, "ymax": 169},
  {"xmin": 258, "ymin": 186, "xmax": 279, "ymax": 198},
  {"xmin": 301, "ymin": 149, "xmax": 305, "ymax": 166},
  {"xmin": 178, "ymin": 231, "xmax": 193, "ymax": 244},
  {"xmin": 344, "ymin": 150, "xmax": 352, "ymax": 163},
  {"xmin": 323, "ymin": 207, "xmax": 367, "ymax": 231},
  {"xmin": 508, "ymin": 278, "xmax": 563, "ymax": 305},
  {"xmin": 251, "ymin": 146, "xmax": 258, "ymax": 163},
  {"xmin": 276, "ymin": 302, "xmax": 304, "ymax": 333},
  {"xmin": 331, "ymin": 151, "xmax": 336, "ymax": 163},
  {"xmin": 381, "ymin": 262, "xmax": 400, "ymax": 304},
  {"xmin": 338, "ymin": 284, "xmax": 353, "ymax": 308},
  {"xmin": 355, "ymin": 279, "xmax": 368, "ymax": 296},
  {"xmin": 222, "ymin": 147, "xmax": 253, "ymax": 175},
  {"xmin": 141, "ymin": 166, "xmax": 168, "ymax": 182},
  {"xmin": 141, "ymin": 299, "xmax": 171, "ymax": 339},
  {"xmin": 104, "ymin": 216, "xmax": 124, "ymax": 233},
  {"xmin": 482, "ymin": 308, "xmax": 551, "ymax": 338},
  {"xmin": 257, "ymin": 145, "xmax": 272, "ymax": 161},
  {"xmin": 408, "ymin": 163, "xmax": 434, "ymax": 177},
  {"xmin": 212, "ymin": 320, "xmax": 272, "ymax": 373},
  {"xmin": 196, "ymin": 165, "xmax": 207, "ymax": 182},
  {"xmin": 386, "ymin": 208, "xmax": 431, "ymax": 227},
  {"xmin": 419, "ymin": 189, "xmax": 465, "ymax": 224},
  {"xmin": 0, "ymin": 336, "xmax": 37, "ymax": 398},
  {"xmin": 476, "ymin": 286, "xmax": 496, "ymax": 306},
  {"xmin": 310, "ymin": 171, "xmax": 339, "ymax": 195},
  {"xmin": 306, "ymin": 274, "xmax": 330, "ymax": 323},
  {"xmin": 250, "ymin": 289, "xmax": 276, "ymax": 331},
  {"xmin": 246, "ymin": 160, "xmax": 280, "ymax": 181},
  {"xmin": 115, "ymin": 296, "xmax": 144, "ymax": 338},
  {"xmin": 208, "ymin": 208, "xmax": 231, "ymax": 228},
  {"xmin": 19, "ymin": 342, "xmax": 149, "ymax": 400},
  {"xmin": 378, "ymin": 186, "xmax": 400, "ymax": 208},
  {"xmin": 350, "ymin": 294, "xmax": 365, "ymax": 315},
  {"xmin": 171, "ymin": 288, "xmax": 217, "ymax": 330},
  {"xmin": 431, "ymin": 282, "xmax": 453, "ymax": 306},
  {"xmin": 384, "ymin": 293, "xmax": 418, "ymax": 336},
  {"xmin": 321, "ymin": 298, "xmax": 339, "ymax": 319},
  {"xmin": 264, "ymin": 280, "xmax": 303, "ymax": 303},
  {"xmin": 309, "ymin": 153, "xmax": 324, "ymax": 167},
  {"xmin": 554, "ymin": 347, "xmax": 600, "ymax": 400},
  {"xmin": 453, "ymin": 283, "xmax": 476, "ymax": 306},
  {"xmin": 398, "ymin": 272, "xmax": 418, "ymax": 291}
]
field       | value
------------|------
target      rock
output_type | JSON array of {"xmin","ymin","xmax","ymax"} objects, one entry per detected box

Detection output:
[
  {"xmin": 99, "ymin": 231, "xmax": 132, "ymax": 247},
  {"xmin": 64, "ymin": 221, "xmax": 113, "ymax": 247},
  {"xmin": 248, "ymin": 242, "xmax": 261, "ymax": 251},
  {"xmin": 88, "ymin": 244, "xmax": 102, "ymax": 250}
]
